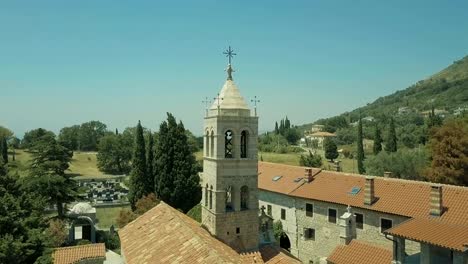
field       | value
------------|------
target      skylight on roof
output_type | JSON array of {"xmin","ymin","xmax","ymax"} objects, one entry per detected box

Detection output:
[
  {"xmin": 272, "ymin": 176, "xmax": 282, "ymax": 182},
  {"xmin": 294, "ymin": 177, "xmax": 302, "ymax": 183},
  {"xmin": 349, "ymin": 186, "xmax": 361, "ymax": 195}
]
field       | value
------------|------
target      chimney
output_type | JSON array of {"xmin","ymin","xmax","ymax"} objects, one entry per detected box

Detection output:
[
  {"xmin": 383, "ymin": 171, "xmax": 392, "ymax": 178},
  {"xmin": 339, "ymin": 205, "xmax": 356, "ymax": 245},
  {"xmin": 305, "ymin": 168, "xmax": 313, "ymax": 183},
  {"xmin": 430, "ymin": 185, "xmax": 443, "ymax": 216},
  {"xmin": 364, "ymin": 177, "xmax": 375, "ymax": 205}
]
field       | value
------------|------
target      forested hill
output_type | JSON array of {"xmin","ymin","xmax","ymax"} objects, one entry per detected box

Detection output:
[{"xmin": 300, "ymin": 55, "xmax": 468, "ymax": 129}]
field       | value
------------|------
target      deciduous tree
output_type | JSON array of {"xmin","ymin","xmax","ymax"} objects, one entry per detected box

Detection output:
[{"xmin": 427, "ymin": 117, "xmax": 468, "ymax": 186}]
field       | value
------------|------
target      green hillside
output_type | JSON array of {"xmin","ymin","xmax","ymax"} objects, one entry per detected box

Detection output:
[{"xmin": 300, "ymin": 55, "xmax": 468, "ymax": 130}]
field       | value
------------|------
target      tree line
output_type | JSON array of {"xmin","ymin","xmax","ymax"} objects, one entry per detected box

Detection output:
[{"xmin": 126, "ymin": 113, "xmax": 201, "ymax": 216}]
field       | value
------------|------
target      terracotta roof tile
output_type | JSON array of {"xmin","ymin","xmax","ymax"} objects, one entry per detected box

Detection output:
[
  {"xmin": 258, "ymin": 162, "xmax": 319, "ymax": 195},
  {"xmin": 52, "ymin": 243, "xmax": 106, "ymax": 264},
  {"xmin": 385, "ymin": 218, "xmax": 468, "ymax": 252},
  {"xmin": 309, "ymin": 132, "xmax": 336, "ymax": 137},
  {"xmin": 259, "ymin": 162, "xmax": 468, "ymax": 226},
  {"xmin": 240, "ymin": 245, "xmax": 301, "ymax": 264},
  {"xmin": 119, "ymin": 202, "xmax": 300, "ymax": 264},
  {"xmin": 327, "ymin": 240, "xmax": 392, "ymax": 264}
]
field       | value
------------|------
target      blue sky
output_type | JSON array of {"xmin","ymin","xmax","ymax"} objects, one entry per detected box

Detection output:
[{"xmin": 1, "ymin": 0, "xmax": 467, "ymax": 137}]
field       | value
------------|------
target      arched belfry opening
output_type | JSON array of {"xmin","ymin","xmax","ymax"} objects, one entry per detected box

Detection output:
[
  {"xmin": 240, "ymin": 130, "xmax": 248, "ymax": 158},
  {"xmin": 210, "ymin": 130, "xmax": 214, "ymax": 157},
  {"xmin": 205, "ymin": 131, "xmax": 209, "ymax": 157},
  {"xmin": 225, "ymin": 130, "xmax": 234, "ymax": 158},
  {"xmin": 225, "ymin": 186, "xmax": 233, "ymax": 211},
  {"xmin": 240, "ymin": 185, "xmax": 249, "ymax": 210}
]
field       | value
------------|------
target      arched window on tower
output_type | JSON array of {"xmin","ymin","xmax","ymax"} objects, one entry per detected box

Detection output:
[
  {"xmin": 225, "ymin": 186, "xmax": 233, "ymax": 211},
  {"xmin": 240, "ymin": 186, "xmax": 249, "ymax": 210},
  {"xmin": 209, "ymin": 185, "xmax": 213, "ymax": 209},
  {"xmin": 210, "ymin": 131, "xmax": 215, "ymax": 157},
  {"xmin": 225, "ymin": 130, "xmax": 234, "ymax": 158},
  {"xmin": 205, "ymin": 131, "xmax": 209, "ymax": 157},
  {"xmin": 204, "ymin": 184, "xmax": 208, "ymax": 207},
  {"xmin": 240, "ymin": 130, "xmax": 248, "ymax": 158}
]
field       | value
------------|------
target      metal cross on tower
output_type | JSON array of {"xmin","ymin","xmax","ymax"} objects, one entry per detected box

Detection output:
[
  {"xmin": 223, "ymin": 46, "xmax": 236, "ymax": 65},
  {"xmin": 251, "ymin": 96, "xmax": 260, "ymax": 116},
  {"xmin": 202, "ymin": 97, "xmax": 211, "ymax": 117},
  {"xmin": 214, "ymin": 93, "xmax": 224, "ymax": 114}
]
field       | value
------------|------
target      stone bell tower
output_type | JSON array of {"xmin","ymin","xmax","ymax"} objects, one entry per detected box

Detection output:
[{"xmin": 201, "ymin": 50, "xmax": 259, "ymax": 251}]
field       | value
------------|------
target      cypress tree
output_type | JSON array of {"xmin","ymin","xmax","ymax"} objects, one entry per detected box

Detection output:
[
  {"xmin": 128, "ymin": 121, "xmax": 148, "ymax": 209},
  {"xmin": 279, "ymin": 119, "xmax": 285, "ymax": 135},
  {"xmin": 146, "ymin": 132, "xmax": 155, "ymax": 194},
  {"xmin": 357, "ymin": 117, "xmax": 365, "ymax": 174},
  {"xmin": 285, "ymin": 116, "xmax": 291, "ymax": 129},
  {"xmin": 155, "ymin": 113, "xmax": 201, "ymax": 213},
  {"xmin": 0, "ymin": 137, "xmax": 7, "ymax": 163},
  {"xmin": 386, "ymin": 117, "xmax": 397, "ymax": 152},
  {"xmin": 274, "ymin": 122, "xmax": 279, "ymax": 134},
  {"xmin": 373, "ymin": 124, "xmax": 383, "ymax": 155}
]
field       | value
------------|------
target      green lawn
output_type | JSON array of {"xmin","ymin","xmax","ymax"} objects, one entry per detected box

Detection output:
[
  {"xmin": 96, "ymin": 205, "xmax": 130, "ymax": 229},
  {"xmin": 7, "ymin": 149, "xmax": 117, "ymax": 179}
]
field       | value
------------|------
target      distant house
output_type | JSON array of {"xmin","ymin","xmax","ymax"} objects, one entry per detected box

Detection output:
[
  {"xmin": 307, "ymin": 131, "xmax": 336, "ymax": 148},
  {"xmin": 310, "ymin": 124, "xmax": 324, "ymax": 133},
  {"xmin": 454, "ymin": 107, "xmax": 467, "ymax": 116},
  {"xmin": 362, "ymin": 116, "xmax": 375, "ymax": 122},
  {"xmin": 421, "ymin": 109, "xmax": 449, "ymax": 118},
  {"xmin": 398, "ymin": 106, "xmax": 411, "ymax": 115}
]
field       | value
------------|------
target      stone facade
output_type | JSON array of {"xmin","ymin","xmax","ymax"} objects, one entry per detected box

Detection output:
[
  {"xmin": 258, "ymin": 190, "xmax": 298, "ymax": 256},
  {"xmin": 259, "ymin": 193, "xmax": 421, "ymax": 263},
  {"xmin": 200, "ymin": 76, "xmax": 260, "ymax": 251}
]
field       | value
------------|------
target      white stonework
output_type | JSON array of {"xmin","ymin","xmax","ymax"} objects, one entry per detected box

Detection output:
[{"xmin": 201, "ymin": 72, "xmax": 259, "ymax": 251}]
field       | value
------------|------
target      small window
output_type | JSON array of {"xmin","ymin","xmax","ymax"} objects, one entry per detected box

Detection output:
[
  {"xmin": 236, "ymin": 227, "xmax": 240, "ymax": 234},
  {"xmin": 306, "ymin": 203, "xmax": 313, "ymax": 217},
  {"xmin": 304, "ymin": 228, "xmax": 315, "ymax": 240},
  {"xmin": 355, "ymin": 213, "xmax": 364, "ymax": 229},
  {"xmin": 281, "ymin": 209, "xmax": 286, "ymax": 220},
  {"xmin": 267, "ymin": 205, "xmax": 272, "ymax": 216},
  {"xmin": 328, "ymin": 208, "xmax": 337, "ymax": 224},
  {"xmin": 381, "ymin": 218, "xmax": 393, "ymax": 232}
]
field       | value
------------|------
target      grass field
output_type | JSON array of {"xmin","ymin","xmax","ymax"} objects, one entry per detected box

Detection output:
[
  {"xmin": 96, "ymin": 205, "xmax": 130, "ymax": 229},
  {"xmin": 8, "ymin": 149, "xmax": 116, "ymax": 179},
  {"xmin": 68, "ymin": 152, "xmax": 106, "ymax": 178}
]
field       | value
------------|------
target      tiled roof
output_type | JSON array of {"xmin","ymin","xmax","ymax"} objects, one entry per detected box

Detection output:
[
  {"xmin": 240, "ymin": 245, "xmax": 301, "ymax": 264},
  {"xmin": 258, "ymin": 162, "xmax": 468, "ymax": 226},
  {"xmin": 52, "ymin": 243, "xmax": 106, "ymax": 264},
  {"xmin": 119, "ymin": 202, "xmax": 300, "ymax": 264},
  {"xmin": 258, "ymin": 163, "xmax": 320, "ymax": 195},
  {"xmin": 327, "ymin": 240, "xmax": 392, "ymax": 264},
  {"xmin": 385, "ymin": 218, "xmax": 468, "ymax": 252},
  {"xmin": 119, "ymin": 202, "xmax": 241, "ymax": 263},
  {"xmin": 309, "ymin": 131, "xmax": 336, "ymax": 137}
]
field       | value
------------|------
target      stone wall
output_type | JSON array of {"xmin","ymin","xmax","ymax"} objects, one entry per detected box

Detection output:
[
  {"xmin": 258, "ymin": 190, "xmax": 299, "ymax": 257},
  {"xmin": 294, "ymin": 198, "xmax": 420, "ymax": 263}
]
